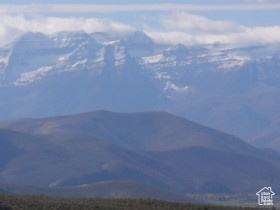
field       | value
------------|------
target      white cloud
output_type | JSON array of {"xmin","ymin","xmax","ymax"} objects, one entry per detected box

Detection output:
[
  {"xmin": 146, "ymin": 12, "xmax": 280, "ymax": 47},
  {"xmin": 0, "ymin": 15, "xmax": 135, "ymax": 46},
  {"xmin": 0, "ymin": 13, "xmax": 280, "ymax": 48},
  {"xmin": 161, "ymin": 13, "xmax": 241, "ymax": 34},
  {"xmin": 0, "ymin": 3, "xmax": 279, "ymax": 48}
]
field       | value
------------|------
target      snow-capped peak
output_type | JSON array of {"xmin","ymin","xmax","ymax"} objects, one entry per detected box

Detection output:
[
  {"xmin": 124, "ymin": 31, "xmax": 154, "ymax": 45},
  {"xmin": 50, "ymin": 31, "xmax": 97, "ymax": 49},
  {"xmin": 165, "ymin": 44, "xmax": 188, "ymax": 53}
]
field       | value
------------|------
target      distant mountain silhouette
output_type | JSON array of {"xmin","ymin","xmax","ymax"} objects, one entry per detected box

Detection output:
[{"xmin": 0, "ymin": 111, "xmax": 260, "ymax": 153}]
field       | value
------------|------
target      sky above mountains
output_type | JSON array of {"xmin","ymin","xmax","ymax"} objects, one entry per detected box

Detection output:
[{"xmin": 0, "ymin": 0, "xmax": 280, "ymax": 47}]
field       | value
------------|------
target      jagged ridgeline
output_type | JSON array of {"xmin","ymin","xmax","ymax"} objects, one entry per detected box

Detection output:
[{"xmin": 0, "ymin": 31, "xmax": 280, "ymax": 150}]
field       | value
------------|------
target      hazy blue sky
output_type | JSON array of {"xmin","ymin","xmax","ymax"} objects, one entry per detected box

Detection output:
[{"xmin": 0, "ymin": 0, "xmax": 279, "ymax": 47}]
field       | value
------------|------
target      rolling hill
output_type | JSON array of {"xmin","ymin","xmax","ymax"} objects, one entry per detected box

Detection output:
[
  {"xmin": 0, "ymin": 111, "xmax": 280, "ymax": 199},
  {"xmin": 0, "ymin": 111, "xmax": 262, "ymax": 153}
]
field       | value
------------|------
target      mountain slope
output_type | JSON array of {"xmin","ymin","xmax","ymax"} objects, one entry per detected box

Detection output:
[
  {"xmin": 0, "ymin": 128, "xmax": 45, "ymax": 171},
  {"xmin": 150, "ymin": 146, "xmax": 280, "ymax": 193},
  {"xmin": 1, "ymin": 111, "xmax": 280, "ymax": 195},
  {"xmin": 0, "ymin": 110, "xmax": 258, "ymax": 153},
  {"xmin": 0, "ymin": 129, "xmax": 173, "ymax": 188},
  {"xmin": 0, "ymin": 181, "xmax": 188, "ymax": 202}
]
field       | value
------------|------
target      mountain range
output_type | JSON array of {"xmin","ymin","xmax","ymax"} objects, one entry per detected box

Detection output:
[
  {"xmin": 0, "ymin": 110, "xmax": 280, "ymax": 201},
  {"xmin": 0, "ymin": 30, "xmax": 280, "ymax": 201},
  {"xmin": 0, "ymin": 30, "xmax": 279, "ymax": 151}
]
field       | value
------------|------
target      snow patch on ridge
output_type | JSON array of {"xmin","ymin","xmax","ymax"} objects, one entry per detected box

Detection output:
[
  {"xmin": 164, "ymin": 81, "xmax": 190, "ymax": 98},
  {"xmin": 14, "ymin": 66, "xmax": 54, "ymax": 86},
  {"xmin": 218, "ymin": 55, "xmax": 250, "ymax": 70},
  {"xmin": 72, "ymin": 59, "xmax": 87, "ymax": 68},
  {"xmin": 155, "ymin": 72, "xmax": 171, "ymax": 80},
  {"xmin": 142, "ymin": 55, "xmax": 164, "ymax": 64},
  {"xmin": 0, "ymin": 57, "xmax": 9, "ymax": 66},
  {"xmin": 114, "ymin": 45, "xmax": 127, "ymax": 67}
]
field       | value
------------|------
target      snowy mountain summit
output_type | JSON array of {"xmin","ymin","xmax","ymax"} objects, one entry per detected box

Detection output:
[
  {"xmin": 0, "ymin": 30, "xmax": 280, "ymax": 147},
  {"xmin": 0, "ymin": 30, "xmax": 278, "ymax": 88}
]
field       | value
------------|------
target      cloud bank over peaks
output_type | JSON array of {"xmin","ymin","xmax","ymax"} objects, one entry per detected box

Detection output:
[
  {"xmin": 0, "ymin": 15, "xmax": 135, "ymax": 47},
  {"xmin": 146, "ymin": 12, "xmax": 280, "ymax": 47},
  {"xmin": 161, "ymin": 13, "xmax": 241, "ymax": 34},
  {"xmin": 0, "ymin": 13, "xmax": 280, "ymax": 48}
]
